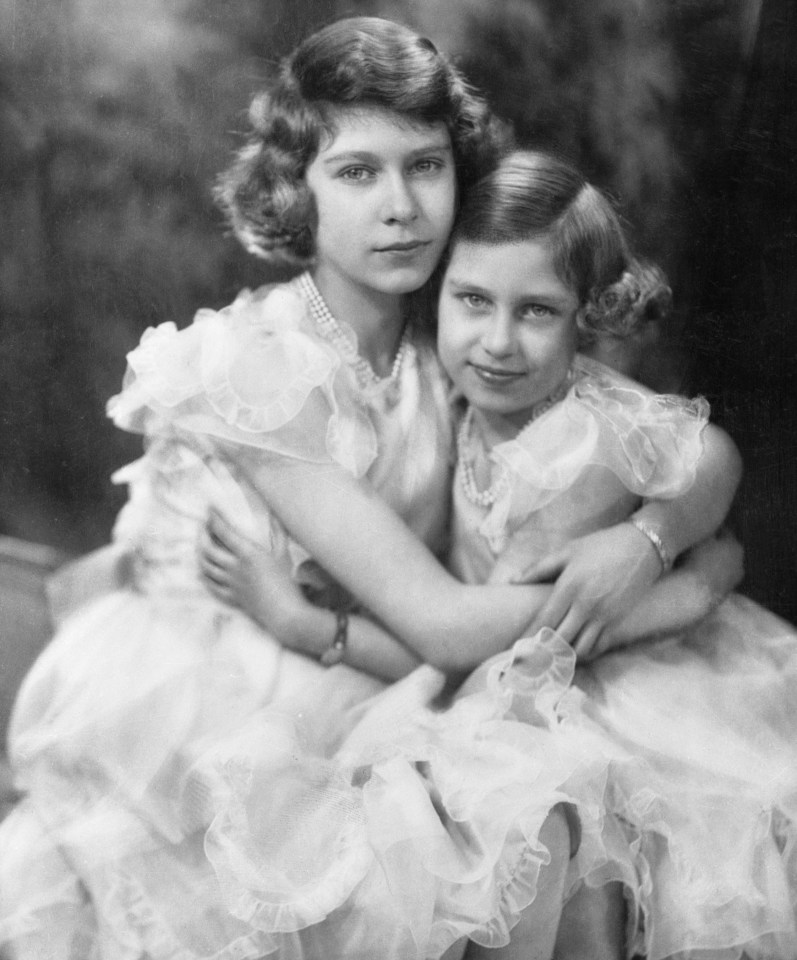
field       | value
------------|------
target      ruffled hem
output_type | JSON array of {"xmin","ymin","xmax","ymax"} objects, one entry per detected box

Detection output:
[
  {"xmin": 195, "ymin": 631, "xmax": 620, "ymax": 954},
  {"xmin": 574, "ymin": 594, "xmax": 797, "ymax": 960},
  {"xmin": 2, "ymin": 631, "xmax": 616, "ymax": 959}
]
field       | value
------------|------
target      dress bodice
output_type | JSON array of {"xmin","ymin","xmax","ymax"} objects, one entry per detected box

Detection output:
[
  {"xmin": 449, "ymin": 355, "xmax": 708, "ymax": 586},
  {"xmin": 107, "ymin": 279, "xmax": 453, "ymax": 601}
]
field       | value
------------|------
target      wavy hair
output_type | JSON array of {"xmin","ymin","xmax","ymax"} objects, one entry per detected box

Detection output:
[
  {"xmin": 216, "ymin": 17, "xmax": 509, "ymax": 266},
  {"xmin": 451, "ymin": 150, "xmax": 671, "ymax": 341}
]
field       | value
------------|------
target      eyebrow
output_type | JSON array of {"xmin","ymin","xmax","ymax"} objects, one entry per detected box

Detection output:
[
  {"xmin": 322, "ymin": 140, "xmax": 453, "ymax": 166},
  {"xmin": 445, "ymin": 277, "xmax": 491, "ymax": 295}
]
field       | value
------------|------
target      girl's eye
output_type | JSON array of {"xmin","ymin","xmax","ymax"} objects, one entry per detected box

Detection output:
[
  {"xmin": 339, "ymin": 166, "xmax": 374, "ymax": 182},
  {"xmin": 521, "ymin": 303, "xmax": 554, "ymax": 321},
  {"xmin": 460, "ymin": 293, "xmax": 489, "ymax": 310},
  {"xmin": 412, "ymin": 157, "xmax": 444, "ymax": 176}
]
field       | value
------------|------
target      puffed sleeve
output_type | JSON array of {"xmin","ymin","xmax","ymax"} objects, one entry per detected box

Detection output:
[
  {"xmin": 106, "ymin": 284, "xmax": 377, "ymax": 478},
  {"xmin": 495, "ymin": 358, "xmax": 710, "ymax": 516}
]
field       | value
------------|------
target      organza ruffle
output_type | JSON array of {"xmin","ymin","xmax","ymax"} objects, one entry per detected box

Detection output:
[
  {"xmin": 479, "ymin": 354, "xmax": 708, "ymax": 549},
  {"xmin": 107, "ymin": 284, "xmax": 378, "ymax": 478}
]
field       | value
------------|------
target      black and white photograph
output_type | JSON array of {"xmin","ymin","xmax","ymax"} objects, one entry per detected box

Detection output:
[{"xmin": 1, "ymin": 1, "xmax": 796, "ymax": 957}]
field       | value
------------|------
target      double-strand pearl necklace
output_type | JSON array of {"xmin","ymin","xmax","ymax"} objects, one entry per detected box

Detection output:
[
  {"xmin": 457, "ymin": 370, "xmax": 576, "ymax": 508},
  {"xmin": 298, "ymin": 271, "xmax": 411, "ymax": 391}
]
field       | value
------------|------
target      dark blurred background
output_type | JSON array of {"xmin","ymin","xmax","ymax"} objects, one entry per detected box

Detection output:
[{"xmin": 1, "ymin": 0, "xmax": 795, "ymax": 619}]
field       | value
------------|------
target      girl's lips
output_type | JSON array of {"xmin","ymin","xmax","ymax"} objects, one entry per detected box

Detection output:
[
  {"xmin": 468, "ymin": 361, "xmax": 526, "ymax": 383},
  {"xmin": 376, "ymin": 240, "xmax": 427, "ymax": 252}
]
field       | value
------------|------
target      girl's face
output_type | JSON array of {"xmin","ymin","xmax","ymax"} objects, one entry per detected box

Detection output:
[
  {"xmin": 438, "ymin": 238, "xmax": 580, "ymax": 437},
  {"xmin": 305, "ymin": 106, "xmax": 456, "ymax": 303}
]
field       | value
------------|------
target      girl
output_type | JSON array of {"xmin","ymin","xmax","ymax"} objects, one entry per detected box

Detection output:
[
  {"xmin": 0, "ymin": 19, "xmax": 596, "ymax": 960},
  {"xmin": 1, "ymin": 20, "xmax": 741, "ymax": 960},
  {"xmin": 433, "ymin": 150, "xmax": 797, "ymax": 959}
]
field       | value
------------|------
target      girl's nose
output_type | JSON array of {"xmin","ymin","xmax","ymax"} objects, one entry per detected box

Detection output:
[
  {"xmin": 482, "ymin": 312, "xmax": 516, "ymax": 357},
  {"xmin": 383, "ymin": 174, "xmax": 419, "ymax": 223}
]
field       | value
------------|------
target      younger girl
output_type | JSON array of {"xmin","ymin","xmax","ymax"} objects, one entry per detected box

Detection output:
[{"xmin": 436, "ymin": 151, "xmax": 797, "ymax": 959}]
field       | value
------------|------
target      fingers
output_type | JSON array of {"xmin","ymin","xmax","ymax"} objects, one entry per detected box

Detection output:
[
  {"xmin": 202, "ymin": 576, "xmax": 238, "ymax": 608},
  {"xmin": 207, "ymin": 507, "xmax": 254, "ymax": 556},
  {"xmin": 571, "ymin": 621, "xmax": 604, "ymax": 661},
  {"xmin": 526, "ymin": 582, "xmax": 579, "ymax": 637},
  {"xmin": 197, "ymin": 525, "xmax": 235, "ymax": 570}
]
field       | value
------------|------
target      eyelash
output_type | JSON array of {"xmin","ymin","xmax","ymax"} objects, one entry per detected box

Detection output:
[{"xmin": 522, "ymin": 304, "xmax": 554, "ymax": 319}]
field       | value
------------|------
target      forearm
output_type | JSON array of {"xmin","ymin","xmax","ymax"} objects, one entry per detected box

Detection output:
[
  {"xmin": 402, "ymin": 580, "xmax": 553, "ymax": 671},
  {"xmin": 606, "ymin": 568, "xmax": 718, "ymax": 648},
  {"xmin": 285, "ymin": 577, "xmax": 554, "ymax": 675},
  {"xmin": 632, "ymin": 424, "xmax": 742, "ymax": 560},
  {"xmin": 250, "ymin": 458, "xmax": 554, "ymax": 672},
  {"xmin": 279, "ymin": 603, "xmax": 423, "ymax": 682}
]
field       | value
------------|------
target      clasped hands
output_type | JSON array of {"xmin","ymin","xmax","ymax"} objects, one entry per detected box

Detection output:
[{"xmin": 198, "ymin": 508, "xmax": 744, "ymax": 664}]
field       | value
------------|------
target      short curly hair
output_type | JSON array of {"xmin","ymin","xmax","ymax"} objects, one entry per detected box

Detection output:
[
  {"xmin": 215, "ymin": 17, "xmax": 509, "ymax": 265},
  {"xmin": 450, "ymin": 150, "xmax": 672, "ymax": 341}
]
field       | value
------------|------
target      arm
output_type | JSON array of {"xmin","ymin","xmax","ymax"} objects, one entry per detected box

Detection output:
[
  {"xmin": 220, "ymin": 455, "xmax": 554, "ymax": 673},
  {"xmin": 520, "ymin": 423, "xmax": 743, "ymax": 654}
]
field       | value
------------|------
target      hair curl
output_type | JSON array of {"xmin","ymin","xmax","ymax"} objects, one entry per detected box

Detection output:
[
  {"xmin": 450, "ymin": 150, "xmax": 671, "ymax": 341},
  {"xmin": 215, "ymin": 17, "xmax": 509, "ymax": 265}
]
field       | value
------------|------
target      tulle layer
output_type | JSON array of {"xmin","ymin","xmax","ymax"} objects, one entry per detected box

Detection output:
[
  {"xmin": 0, "ymin": 620, "xmax": 621, "ymax": 960},
  {"xmin": 577, "ymin": 594, "xmax": 797, "ymax": 960}
]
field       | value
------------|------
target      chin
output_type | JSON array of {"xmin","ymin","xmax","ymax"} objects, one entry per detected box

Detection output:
[{"xmin": 370, "ymin": 260, "xmax": 439, "ymax": 294}]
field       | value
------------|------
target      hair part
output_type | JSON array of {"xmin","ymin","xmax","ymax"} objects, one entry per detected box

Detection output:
[
  {"xmin": 451, "ymin": 150, "xmax": 671, "ymax": 341},
  {"xmin": 215, "ymin": 17, "xmax": 509, "ymax": 265}
]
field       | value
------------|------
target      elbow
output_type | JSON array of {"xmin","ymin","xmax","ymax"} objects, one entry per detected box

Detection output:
[
  {"xmin": 703, "ymin": 423, "xmax": 743, "ymax": 498},
  {"xmin": 716, "ymin": 426, "xmax": 744, "ymax": 495}
]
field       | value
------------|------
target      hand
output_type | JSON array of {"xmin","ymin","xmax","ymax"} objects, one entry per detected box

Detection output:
[
  {"xmin": 577, "ymin": 528, "xmax": 744, "ymax": 660},
  {"xmin": 198, "ymin": 507, "xmax": 304, "ymax": 638},
  {"xmin": 516, "ymin": 524, "xmax": 663, "ymax": 660}
]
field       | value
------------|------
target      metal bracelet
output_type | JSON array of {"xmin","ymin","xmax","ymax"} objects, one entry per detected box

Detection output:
[{"xmin": 629, "ymin": 516, "xmax": 673, "ymax": 572}]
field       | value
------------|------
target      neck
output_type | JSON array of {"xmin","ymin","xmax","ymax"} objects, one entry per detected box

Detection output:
[
  {"xmin": 469, "ymin": 407, "xmax": 518, "ymax": 451},
  {"xmin": 310, "ymin": 266, "xmax": 406, "ymax": 374}
]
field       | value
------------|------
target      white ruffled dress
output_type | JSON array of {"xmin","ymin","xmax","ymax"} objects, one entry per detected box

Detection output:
[
  {"xmin": 450, "ymin": 354, "xmax": 797, "ymax": 960},
  {"xmin": 0, "ymin": 285, "xmax": 616, "ymax": 960}
]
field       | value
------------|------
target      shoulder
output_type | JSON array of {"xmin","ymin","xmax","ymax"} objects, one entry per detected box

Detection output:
[
  {"xmin": 495, "ymin": 354, "xmax": 710, "ymax": 499},
  {"xmin": 572, "ymin": 353, "xmax": 709, "ymax": 424},
  {"xmin": 107, "ymin": 281, "xmax": 377, "ymax": 476}
]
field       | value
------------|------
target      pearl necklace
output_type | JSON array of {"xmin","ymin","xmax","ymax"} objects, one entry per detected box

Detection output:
[
  {"xmin": 457, "ymin": 370, "xmax": 575, "ymax": 508},
  {"xmin": 298, "ymin": 272, "xmax": 411, "ymax": 390}
]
